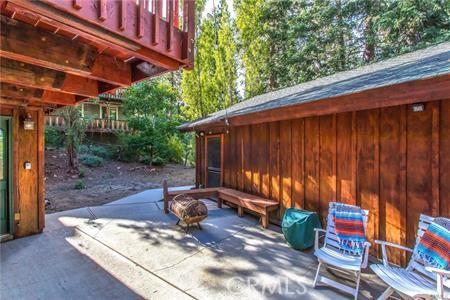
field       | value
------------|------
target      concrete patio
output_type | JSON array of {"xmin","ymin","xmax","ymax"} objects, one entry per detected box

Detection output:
[{"xmin": 1, "ymin": 187, "xmax": 387, "ymax": 299}]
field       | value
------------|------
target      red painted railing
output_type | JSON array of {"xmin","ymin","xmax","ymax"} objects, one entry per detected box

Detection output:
[{"xmin": 22, "ymin": 0, "xmax": 195, "ymax": 66}]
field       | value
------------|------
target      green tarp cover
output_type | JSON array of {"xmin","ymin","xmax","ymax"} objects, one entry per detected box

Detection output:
[{"xmin": 282, "ymin": 208, "xmax": 322, "ymax": 250}]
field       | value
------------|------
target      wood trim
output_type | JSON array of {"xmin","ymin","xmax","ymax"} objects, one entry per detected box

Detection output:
[
  {"xmin": 204, "ymin": 134, "xmax": 223, "ymax": 188},
  {"xmin": 12, "ymin": 108, "xmax": 19, "ymax": 231},
  {"xmin": 185, "ymin": 76, "xmax": 450, "ymax": 131},
  {"xmin": 431, "ymin": 102, "xmax": 440, "ymax": 216},
  {"xmin": 37, "ymin": 109, "xmax": 45, "ymax": 231}
]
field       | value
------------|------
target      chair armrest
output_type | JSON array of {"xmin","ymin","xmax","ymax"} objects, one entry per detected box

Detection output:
[
  {"xmin": 426, "ymin": 267, "xmax": 450, "ymax": 299},
  {"xmin": 375, "ymin": 240, "xmax": 413, "ymax": 267},
  {"xmin": 361, "ymin": 241, "xmax": 371, "ymax": 268},
  {"xmin": 314, "ymin": 228, "xmax": 326, "ymax": 251},
  {"xmin": 425, "ymin": 267, "xmax": 450, "ymax": 277}
]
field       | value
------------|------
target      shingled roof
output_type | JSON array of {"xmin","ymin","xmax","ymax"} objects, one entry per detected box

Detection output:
[{"xmin": 179, "ymin": 42, "xmax": 450, "ymax": 131}]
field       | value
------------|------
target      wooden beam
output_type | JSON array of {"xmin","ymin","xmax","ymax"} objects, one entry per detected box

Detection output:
[
  {"xmin": 0, "ymin": 82, "xmax": 77, "ymax": 105},
  {"xmin": 1, "ymin": 82, "xmax": 43, "ymax": 101},
  {"xmin": 0, "ymin": 15, "xmax": 132, "ymax": 86},
  {"xmin": 0, "ymin": 97, "xmax": 30, "ymax": 107},
  {"xmin": 41, "ymin": 90, "xmax": 77, "ymax": 105},
  {"xmin": 0, "ymin": 58, "xmax": 99, "ymax": 98},
  {"xmin": 133, "ymin": 61, "xmax": 167, "ymax": 81}
]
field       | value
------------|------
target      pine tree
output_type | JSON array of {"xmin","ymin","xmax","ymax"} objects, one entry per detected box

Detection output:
[
  {"xmin": 215, "ymin": 0, "xmax": 239, "ymax": 108},
  {"xmin": 181, "ymin": 0, "xmax": 238, "ymax": 120},
  {"xmin": 235, "ymin": 0, "xmax": 270, "ymax": 98}
]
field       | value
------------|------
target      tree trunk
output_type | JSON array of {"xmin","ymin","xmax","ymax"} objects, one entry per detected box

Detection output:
[
  {"xmin": 67, "ymin": 144, "xmax": 79, "ymax": 173},
  {"xmin": 184, "ymin": 150, "xmax": 190, "ymax": 166},
  {"xmin": 362, "ymin": 1, "xmax": 376, "ymax": 63}
]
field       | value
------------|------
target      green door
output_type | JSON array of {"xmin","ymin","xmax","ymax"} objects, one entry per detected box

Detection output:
[{"xmin": 0, "ymin": 118, "xmax": 10, "ymax": 234}]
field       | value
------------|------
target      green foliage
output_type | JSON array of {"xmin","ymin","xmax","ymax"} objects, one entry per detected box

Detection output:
[
  {"xmin": 166, "ymin": 135, "xmax": 184, "ymax": 163},
  {"xmin": 235, "ymin": 0, "xmax": 270, "ymax": 98},
  {"xmin": 89, "ymin": 145, "xmax": 112, "ymax": 159},
  {"xmin": 44, "ymin": 127, "xmax": 64, "ymax": 148},
  {"xmin": 78, "ymin": 168, "xmax": 86, "ymax": 178},
  {"xmin": 78, "ymin": 144, "xmax": 90, "ymax": 155},
  {"xmin": 233, "ymin": 0, "xmax": 450, "ymax": 96},
  {"xmin": 120, "ymin": 78, "xmax": 184, "ymax": 165},
  {"xmin": 151, "ymin": 156, "xmax": 165, "ymax": 166},
  {"xmin": 74, "ymin": 179, "xmax": 85, "ymax": 190},
  {"xmin": 80, "ymin": 154, "xmax": 104, "ymax": 167},
  {"xmin": 57, "ymin": 106, "xmax": 87, "ymax": 172},
  {"xmin": 181, "ymin": 0, "xmax": 239, "ymax": 119},
  {"xmin": 375, "ymin": 0, "xmax": 450, "ymax": 58}
]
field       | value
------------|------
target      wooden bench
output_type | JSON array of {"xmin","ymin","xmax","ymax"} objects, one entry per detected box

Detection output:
[
  {"xmin": 163, "ymin": 181, "xmax": 279, "ymax": 229},
  {"xmin": 217, "ymin": 188, "xmax": 278, "ymax": 228}
]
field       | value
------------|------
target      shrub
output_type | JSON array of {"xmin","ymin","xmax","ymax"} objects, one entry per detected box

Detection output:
[
  {"xmin": 152, "ymin": 156, "xmax": 165, "ymax": 166},
  {"xmin": 90, "ymin": 145, "xmax": 113, "ymax": 159},
  {"xmin": 74, "ymin": 179, "xmax": 85, "ymax": 190},
  {"xmin": 78, "ymin": 167, "xmax": 86, "ymax": 178},
  {"xmin": 165, "ymin": 135, "xmax": 184, "ymax": 163},
  {"xmin": 139, "ymin": 155, "xmax": 152, "ymax": 165},
  {"xmin": 80, "ymin": 154, "xmax": 104, "ymax": 167},
  {"xmin": 78, "ymin": 144, "xmax": 90, "ymax": 154},
  {"xmin": 45, "ymin": 128, "xmax": 64, "ymax": 149}
]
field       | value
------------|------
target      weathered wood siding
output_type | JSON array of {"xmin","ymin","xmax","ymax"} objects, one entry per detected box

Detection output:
[
  {"xmin": 197, "ymin": 99, "xmax": 450, "ymax": 264},
  {"xmin": 1, "ymin": 106, "xmax": 45, "ymax": 237}
]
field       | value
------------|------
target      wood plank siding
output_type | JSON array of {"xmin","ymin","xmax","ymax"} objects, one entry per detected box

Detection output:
[
  {"xmin": 197, "ymin": 99, "xmax": 450, "ymax": 264},
  {"xmin": 1, "ymin": 106, "xmax": 45, "ymax": 237}
]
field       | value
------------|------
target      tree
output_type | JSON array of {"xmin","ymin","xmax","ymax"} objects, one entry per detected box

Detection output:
[
  {"xmin": 235, "ymin": 0, "xmax": 450, "ymax": 97},
  {"xmin": 235, "ymin": 0, "xmax": 270, "ymax": 98},
  {"xmin": 121, "ymin": 78, "xmax": 181, "ymax": 165},
  {"xmin": 375, "ymin": 0, "xmax": 450, "ymax": 58},
  {"xmin": 215, "ymin": 0, "xmax": 239, "ymax": 108},
  {"xmin": 57, "ymin": 106, "xmax": 86, "ymax": 173},
  {"xmin": 181, "ymin": 0, "xmax": 238, "ymax": 120}
]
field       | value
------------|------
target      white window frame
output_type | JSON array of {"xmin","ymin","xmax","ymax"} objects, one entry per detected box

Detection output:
[{"xmin": 99, "ymin": 104, "xmax": 119, "ymax": 120}]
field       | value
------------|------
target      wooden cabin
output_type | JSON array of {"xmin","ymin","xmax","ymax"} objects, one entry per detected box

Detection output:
[
  {"xmin": 179, "ymin": 43, "xmax": 450, "ymax": 264},
  {"xmin": 0, "ymin": 0, "xmax": 195, "ymax": 240}
]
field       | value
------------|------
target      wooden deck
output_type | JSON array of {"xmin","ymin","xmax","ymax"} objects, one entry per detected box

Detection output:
[{"xmin": 0, "ymin": 0, "xmax": 195, "ymax": 107}]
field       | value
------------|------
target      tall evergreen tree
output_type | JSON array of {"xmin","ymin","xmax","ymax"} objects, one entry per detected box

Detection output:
[
  {"xmin": 235, "ymin": 0, "xmax": 449, "ymax": 97},
  {"xmin": 235, "ymin": 0, "xmax": 270, "ymax": 98},
  {"xmin": 181, "ymin": 0, "xmax": 238, "ymax": 120},
  {"xmin": 215, "ymin": 0, "xmax": 239, "ymax": 108}
]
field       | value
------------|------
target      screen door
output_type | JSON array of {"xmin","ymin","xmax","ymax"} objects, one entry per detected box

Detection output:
[{"xmin": 206, "ymin": 136, "xmax": 222, "ymax": 187}]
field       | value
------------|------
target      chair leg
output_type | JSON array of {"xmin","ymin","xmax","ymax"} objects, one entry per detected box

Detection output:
[
  {"xmin": 354, "ymin": 271, "xmax": 361, "ymax": 300},
  {"xmin": 377, "ymin": 287, "xmax": 394, "ymax": 300},
  {"xmin": 313, "ymin": 262, "xmax": 322, "ymax": 287}
]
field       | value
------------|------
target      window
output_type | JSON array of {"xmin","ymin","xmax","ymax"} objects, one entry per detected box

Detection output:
[
  {"xmin": 100, "ymin": 106, "xmax": 108, "ymax": 119},
  {"xmin": 99, "ymin": 105, "xmax": 119, "ymax": 120},
  {"xmin": 109, "ymin": 107, "xmax": 118, "ymax": 120}
]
